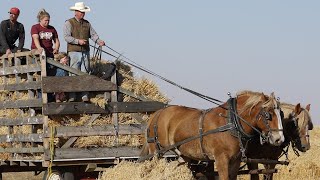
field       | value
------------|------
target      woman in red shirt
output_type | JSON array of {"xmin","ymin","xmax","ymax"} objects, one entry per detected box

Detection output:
[
  {"xmin": 31, "ymin": 9, "xmax": 61, "ymax": 101},
  {"xmin": 31, "ymin": 9, "xmax": 60, "ymax": 58}
]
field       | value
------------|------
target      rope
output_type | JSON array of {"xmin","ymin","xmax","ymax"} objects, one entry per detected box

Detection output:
[
  {"xmin": 89, "ymin": 44, "xmax": 271, "ymax": 138},
  {"xmin": 47, "ymin": 126, "xmax": 55, "ymax": 178},
  {"xmin": 89, "ymin": 44, "xmax": 224, "ymax": 106}
]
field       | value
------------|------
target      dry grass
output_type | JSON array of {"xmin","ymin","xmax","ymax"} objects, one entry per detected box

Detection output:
[
  {"xmin": 99, "ymin": 158, "xmax": 194, "ymax": 180},
  {"xmin": 3, "ymin": 128, "xmax": 320, "ymax": 179},
  {"xmin": 98, "ymin": 127, "xmax": 320, "ymax": 180},
  {"xmin": 272, "ymin": 127, "xmax": 320, "ymax": 180}
]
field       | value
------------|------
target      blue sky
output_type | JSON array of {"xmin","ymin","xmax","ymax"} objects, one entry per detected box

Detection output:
[{"xmin": 2, "ymin": 1, "xmax": 319, "ymax": 124}]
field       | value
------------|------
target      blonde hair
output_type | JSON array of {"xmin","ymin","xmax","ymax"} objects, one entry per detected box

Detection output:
[
  {"xmin": 54, "ymin": 52, "xmax": 68, "ymax": 61},
  {"xmin": 37, "ymin": 9, "xmax": 50, "ymax": 22}
]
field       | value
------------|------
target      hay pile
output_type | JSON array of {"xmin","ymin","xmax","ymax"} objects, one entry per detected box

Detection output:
[
  {"xmin": 0, "ymin": 59, "xmax": 169, "ymax": 159},
  {"xmin": 102, "ymin": 128, "xmax": 320, "ymax": 180},
  {"xmin": 48, "ymin": 60, "xmax": 169, "ymax": 148},
  {"xmin": 272, "ymin": 127, "xmax": 320, "ymax": 180},
  {"xmin": 98, "ymin": 158, "xmax": 194, "ymax": 180},
  {"xmin": 62, "ymin": 60, "xmax": 169, "ymax": 148}
]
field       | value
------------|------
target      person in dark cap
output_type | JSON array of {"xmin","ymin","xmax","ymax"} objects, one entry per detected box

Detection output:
[{"xmin": 0, "ymin": 7, "xmax": 26, "ymax": 56}]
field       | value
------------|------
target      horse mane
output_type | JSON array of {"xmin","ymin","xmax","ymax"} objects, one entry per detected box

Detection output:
[
  {"xmin": 280, "ymin": 103, "xmax": 296, "ymax": 119},
  {"xmin": 236, "ymin": 90, "xmax": 276, "ymax": 115},
  {"xmin": 280, "ymin": 103, "xmax": 312, "ymax": 128}
]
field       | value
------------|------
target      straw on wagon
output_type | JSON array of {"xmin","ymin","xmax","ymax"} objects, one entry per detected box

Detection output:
[
  {"xmin": 0, "ymin": 59, "xmax": 169, "ymax": 160},
  {"xmin": 98, "ymin": 158, "xmax": 194, "ymax": 180}
]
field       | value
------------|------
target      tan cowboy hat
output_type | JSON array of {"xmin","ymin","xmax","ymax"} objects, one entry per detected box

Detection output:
[{"xmin": 70, "ymin": 2, "xmax": 91, "ymax": 12}]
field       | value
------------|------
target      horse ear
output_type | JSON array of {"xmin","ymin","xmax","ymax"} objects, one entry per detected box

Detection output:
[
  {"xmin": 261, "ymin": 93, "xmax": 268, "ymax": 101},
  {"xmin": 269, "ymin": 92, "xmax": 277, "ymax": 101},
  {"xmin": 295, "ymin": 103, "xmax": 302, "ymax": 114},
  {"xmin": 306, "ymin": 104, "xmax": 311, "ymax": 111}
]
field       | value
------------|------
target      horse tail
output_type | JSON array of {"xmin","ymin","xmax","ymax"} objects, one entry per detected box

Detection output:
[
  {"xmin": 138, "ymin": 140, "xmax": 150, "ymax": 163},
  {"xmin": 140, "ymin": 142, "xmax": 150, "ymax": 157},
  {"xmin": 138, "ymin": 108, "xmax": 167, "ymax": 162}
]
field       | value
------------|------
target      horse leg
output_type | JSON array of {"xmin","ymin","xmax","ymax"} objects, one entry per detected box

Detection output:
[
  {"xmin": 247, "ymin": 163, "xmax": 260, "ymax": 180},
  {"xmin": 214, "ymin": 154, "xmax": 229, "ymax": 180},
  {"xmin": 228, "ymin": 155, "xmax": 241, "ymax": 180},
  {"xmin": 263, "ymin": 164, "xmax": 275, "ymax": 180}
]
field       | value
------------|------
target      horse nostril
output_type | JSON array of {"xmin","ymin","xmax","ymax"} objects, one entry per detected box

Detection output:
[
  {"xmin": 275, "ymin": 138, "xmax": 282, "ymax": 145},
  {"xmin": 301, "ymin": 145, "xmax": 309, "ymax": 151}
]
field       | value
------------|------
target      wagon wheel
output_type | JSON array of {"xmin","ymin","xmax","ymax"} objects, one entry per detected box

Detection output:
[
  {"xmin": 43, "ymin": 170, "xmax": 62, "ymax": 180},
  {"xmin": 43, "ymin": 170, "xmax": 74, "ymax": 180}
]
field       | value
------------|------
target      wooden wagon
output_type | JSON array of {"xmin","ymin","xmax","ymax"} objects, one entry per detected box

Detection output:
[
  {"xmin": 0, "ymin": 51, "xmax": 170, "ymax": 179},
  {"xmin": 0, "ymin": 51, "xmax": 290, "ymax": 180}
]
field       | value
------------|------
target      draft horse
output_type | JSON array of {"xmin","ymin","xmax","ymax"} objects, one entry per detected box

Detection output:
[
  {"xmin": 246, "ymin": 103, "xmax": 313, "ymax": 180},
  {"xmin": 140, "ymin": 91, "xmax": 285, "ymax": 180}
]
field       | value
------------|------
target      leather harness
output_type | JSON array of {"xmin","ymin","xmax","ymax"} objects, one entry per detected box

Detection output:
[{"xmin": 145, "ymin": 98, "xmax": 271, "ymax": 160}]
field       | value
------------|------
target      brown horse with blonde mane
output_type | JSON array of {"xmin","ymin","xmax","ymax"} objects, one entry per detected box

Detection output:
[
  {"xmin": 246, "ymin": 103, "xmax": 313, "ymax": 180},
  {"xmin": 140, "ymin": 91, "xmax": 285, "ymax": 180}
]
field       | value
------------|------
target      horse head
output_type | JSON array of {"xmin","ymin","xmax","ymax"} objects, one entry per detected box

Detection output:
[
  {"xmin": 237, "ymin": 91, "xmax": 285, "ymax": 146},
  {"xmin": 285, "ymin": 103, "xmax": 313, "ymax": 152}
]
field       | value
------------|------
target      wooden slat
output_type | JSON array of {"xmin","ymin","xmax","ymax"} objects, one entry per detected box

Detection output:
[
  {"xmin": 20, "ymin": 161, "xmax": 28, "ymax": 166},
  {"xmin": 0, "ymin": 147, "xmax": 44, "ymax": 153},
  {"xmin": 46, "ymin": 58, "xmax": 87, "ymax": 76},
  {"xmin": 42, "ymin": 76, "xmax": 117, "ymax": 93},
  {"xmin": 118, "ymin": 87, "xmax": 152, "ymax": 101},
  {"xmin": 0, "ymin": 50, "xmax": 40, "ymax": 59},
  {"xmin": 0, "ymin": 81, "xmax": 41, "ymax": 91},
  {"xmin": 43, "ymin": 101, "xmax": 167, "ymax": 115},
  {"xmin": 47, "ymin": 58, "xmax": 150, "ymax": 103},
  {"xmin": 0, "ymin": 134, "xmax": 43, "ymax": 142},
  {"xmin": 0, "ymin": 116, "xmax": 44, "ymax": 126},
  {"xmin": 43, "ymin": 102, "xmax": 108, "ymax": 115},
  {"xmin": 45, "ymin": 147, "xmax": 141, "ymax": 160},
  {"xmin": 10, "ymin": 161, "xmax": 18, "ymax": 166},
  {"xmin": 0, "ymin": 161, "xmax": 8, "ymax": 166},
  {"xmin": 107, "ymin": 101, "xmax": 167, "ymax": 113},
  {"xmin": 29, "ymin": 161, "xmax": 37, "ymax": 166},
  {"xmin": 61, "ymin": 114, "xmax": 100, "ymax": 148},
  {"xmin": 0, "ymin": 64, "xmax": 41, "ymax": 76},
  {"xmin": 48, "ymin": 124, "xmax": 145, "ymax": 137},
  {"xmin": 130, "ymin": 113, "xmax": 145, "ymax": 123},
  {"xmin": 0, "ymin": 99, "xmax": 42, "ymax": 109}
]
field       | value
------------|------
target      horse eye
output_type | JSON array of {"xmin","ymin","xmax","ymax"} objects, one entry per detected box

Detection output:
[{"xmin": 264, "ymin": 112, "xmax": 272, "ymax": 120}]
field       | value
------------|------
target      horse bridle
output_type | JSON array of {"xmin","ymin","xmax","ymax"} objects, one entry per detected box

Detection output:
[
  {"xmin": 290, "ymin": 111, "xmax": 311, "ymax": 151},
  {"xmin": 256, "ymin": 106, "xmax": 283, "ymax": 144}
]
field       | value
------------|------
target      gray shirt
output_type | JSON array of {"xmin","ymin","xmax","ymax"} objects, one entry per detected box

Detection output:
[{"xmin": 63, "ymin": 17, "xmax": 102, "ymax": 45}]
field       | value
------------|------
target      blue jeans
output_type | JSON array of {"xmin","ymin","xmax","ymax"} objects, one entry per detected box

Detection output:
[
  {"xmin": 68, "ymin": 51, "xmax": 90, "ymax": 73},
  {"xmin": 56, "ymin": 68, "xmax": 67, "ymax": 77},
  {"xmin": 68, "ymin": 51, "xmax": 90, "ymax": 99}
]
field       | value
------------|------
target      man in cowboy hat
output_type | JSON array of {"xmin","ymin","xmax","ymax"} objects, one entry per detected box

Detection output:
[
  {"xmin": 0, "ymin": 7, "xmax": 25, "ymax": 57},
  {"xmin": 63, "ymin": 2, "xmax": 105, "ymax": 102}
]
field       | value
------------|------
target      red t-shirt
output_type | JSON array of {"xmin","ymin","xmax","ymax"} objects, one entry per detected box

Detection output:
[{"xmin": 31, "ymin": 24, "xmax": 58, "ymax": 57}]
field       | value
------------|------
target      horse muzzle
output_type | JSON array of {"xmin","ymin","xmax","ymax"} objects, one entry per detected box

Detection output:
[
  {"xmin": 268, "ymin": 131, "xmax": 285, "ymax": 146},
  {"xmin": 260, "ymin": 131, "xmax": 284, "ymax": 146}
]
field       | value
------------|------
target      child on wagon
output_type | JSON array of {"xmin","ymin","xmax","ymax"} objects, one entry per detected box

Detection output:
[{"xmin": 54, "ymin": 52, "xmax": 69, "ymax": 102}]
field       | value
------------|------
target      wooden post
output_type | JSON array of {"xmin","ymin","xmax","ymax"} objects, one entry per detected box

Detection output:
[
  {"xmin": 40, "ymin": 52, "xmax": 49, "ymax": 167},
  {"xmin": 111, "ymin": 70, "xmax": 119, "ymax": 146},
  {"xmin": 27, "ymin": 55, "xmax": 37, "ymax": 155},
  {"xmin": 14, "ymin": 53, "xmax": 24, "ymax": 155}
]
